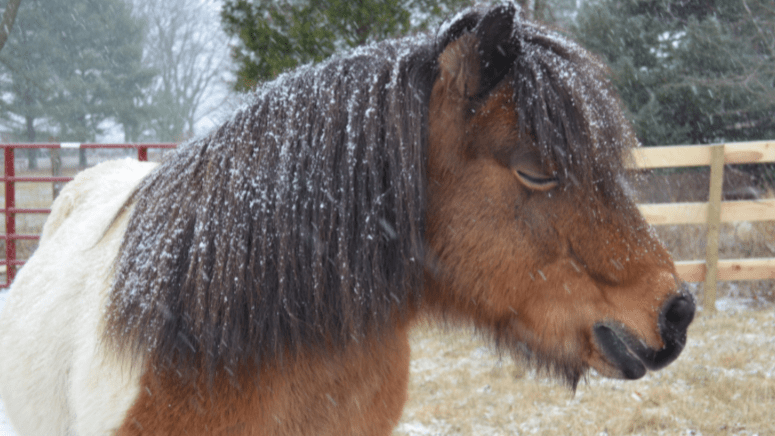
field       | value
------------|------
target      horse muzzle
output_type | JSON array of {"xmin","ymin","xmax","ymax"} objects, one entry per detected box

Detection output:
[{"xmin": 593, "ymin": 290, "xmax": 696, "ymax": 379}]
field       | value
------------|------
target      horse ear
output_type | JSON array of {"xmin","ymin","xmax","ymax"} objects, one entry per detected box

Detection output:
[
  {"xmin": 438, "ymin": 10, "xmax": 480, "ymax": 50},
  {"xmin": 474, "ymin": 3, "xmax": 520, "ymax": 96}
]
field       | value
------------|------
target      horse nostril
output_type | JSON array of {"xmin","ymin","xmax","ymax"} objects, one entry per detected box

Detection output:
[{"xmin": 662, "ymin": 295, "xmax": 695, "ymax": 333}]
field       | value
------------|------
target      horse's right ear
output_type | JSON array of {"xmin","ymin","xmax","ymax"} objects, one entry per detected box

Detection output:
[{"xmin": 474, "ymin": 3, "xmax": 520, "ymax": 96}]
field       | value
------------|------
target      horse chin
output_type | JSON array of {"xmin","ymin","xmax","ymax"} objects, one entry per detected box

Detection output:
[{"xmin": 503, "ymin": 338, "xmax": 588, "ymax": 391}]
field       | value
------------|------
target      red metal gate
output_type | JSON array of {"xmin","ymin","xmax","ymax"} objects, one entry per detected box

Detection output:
[{"xmin": 0, "ymin": 143, "xmax": 177, "ymax": 288}]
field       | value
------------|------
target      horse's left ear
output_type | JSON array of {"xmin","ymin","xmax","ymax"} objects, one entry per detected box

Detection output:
[{"xmin": 474, "ymin": 3, "xmax": 520, "ymax": 96}]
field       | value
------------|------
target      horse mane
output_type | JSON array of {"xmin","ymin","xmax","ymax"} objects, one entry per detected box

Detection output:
[
  {"xmin": 104, "ymin": 4, "xmax": 636, "ymax": 378},
  {"xmin": 105, "ymin": 36, "xmax": 439, "ymax": 375}
]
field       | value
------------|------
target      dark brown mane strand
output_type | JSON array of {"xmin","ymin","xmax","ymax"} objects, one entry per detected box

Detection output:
[{"xmin": 104, "ymin": 37, "xmax": 440, "ymax": 377}]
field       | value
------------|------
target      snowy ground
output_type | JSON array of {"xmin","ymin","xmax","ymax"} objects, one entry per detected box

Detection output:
[{"xmin": 0, "ymin": 289, "xmax": 772, "ymax": 435}]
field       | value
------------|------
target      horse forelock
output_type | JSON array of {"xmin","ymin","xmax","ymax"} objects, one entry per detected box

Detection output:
[
  {"xmin": 508, "ymin": 21, "xmax": 636, "ymax": 201},
  {"xmin": 105, "ymin": 35, "xmax": 440, "ymax": 377},
  {"xmin": 436, "ymin": 4, "xmax": 635, "ymax": 202}
]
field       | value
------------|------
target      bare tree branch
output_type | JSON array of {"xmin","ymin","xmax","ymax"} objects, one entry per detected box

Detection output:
[{"xmin": 132, "ymin": 0, "xmax": 232, "ymax": 141}]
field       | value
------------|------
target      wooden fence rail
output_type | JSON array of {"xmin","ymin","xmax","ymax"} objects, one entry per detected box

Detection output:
[{"xmin": 631, "ymin": 140, "xmax": 775, "ymax": 311}]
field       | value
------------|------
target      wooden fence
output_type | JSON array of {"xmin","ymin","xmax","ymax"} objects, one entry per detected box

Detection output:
[{"xmin": 633, "ymin": 140, "xmax": 775, "ymax": 311}]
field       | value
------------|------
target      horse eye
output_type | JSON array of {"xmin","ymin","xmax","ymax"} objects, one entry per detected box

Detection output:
[{"xmin": 514, "ymin": 169, "xmax": 559, "ymax": 191}]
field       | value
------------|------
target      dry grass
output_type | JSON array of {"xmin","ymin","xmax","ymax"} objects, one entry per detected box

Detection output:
[{"xmin": 397, "ymin": 309, "xmax": 775, "ymax": 436}]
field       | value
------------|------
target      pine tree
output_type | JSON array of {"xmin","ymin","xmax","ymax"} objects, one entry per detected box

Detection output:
[
  {"xmin": 46, "ymin": 0, "xmax": 154, "ymax": 145},
  {"xmin": 221, "ymin": 0, "xmax": 585, "ymax": 91},
  {"xmin": 573, "ymin": 0, "xmax": 775, "ymax": 146},
  {"xmin": 0, "ymin": 0, "xmax": 155, "ymax": 154},
  {"xmin": 220, "ymin": 0, "xmax": 481, "ymax": 90},
  {"xmin": 0, "ymin": 0, "xmax": 58, "ymax": 167}
]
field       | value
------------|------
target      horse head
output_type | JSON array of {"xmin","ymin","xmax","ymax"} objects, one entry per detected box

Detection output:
[{"xmin": 425, "ymin": 3, "xmax": 695, "ymax": 387}]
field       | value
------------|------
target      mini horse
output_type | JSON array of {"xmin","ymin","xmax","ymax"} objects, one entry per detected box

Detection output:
[{"xmin": 0, "ymin": 3, "xmax": 695, "ymax": 435}]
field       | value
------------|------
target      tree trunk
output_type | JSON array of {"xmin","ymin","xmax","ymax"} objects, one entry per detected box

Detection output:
[
  {"xmin": 50, "ymin": 148, "xmax": 62, "ymax": 199},
  {"xmin": 0, "ymin": 0, "xmax": 21, "ymax": 53},
  {"xmin": 25, "ymin": 115, "xmax": 37, "ymax": 170}
]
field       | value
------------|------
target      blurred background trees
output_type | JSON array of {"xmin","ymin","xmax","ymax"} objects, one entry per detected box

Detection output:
[
  {"xmin": 0, "ymin": 0, "xmax": 231, "ymax": 150},
  {"xmin": 221, "ymin": 0, "xmax": 471, "ymax": 90},
  {"xmin": 573, "ymin": 0, "xmax": 775, "ymax": 147},
  {"xmin": 223, "ymin": 0, "xmax": 775, "ymax": 148},
  {"xmin": 220, "ymin": 0, "xmax": 581, "ymax": 90},
  {"xmin": 0, "ymin": 0, "xmax": 154, "ymax": 167},
  {"xmin": 0, "ymin": 0, "xmax": 20, "ymax": 52},
  {"xmin": 132, "ymin": 0, "xmax": 232, "ymax": 143},
  {"xmin": 0, "ymin": 0, "xmax": 772, "ymax": 150}
]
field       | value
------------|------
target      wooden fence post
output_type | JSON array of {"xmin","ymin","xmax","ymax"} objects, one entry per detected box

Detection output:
[{"xmin": 704, "ymin": 144, "xmax": 725, "ymax": 312}]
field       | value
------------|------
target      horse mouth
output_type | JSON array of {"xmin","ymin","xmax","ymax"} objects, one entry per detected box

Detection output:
[
  {"xmin": 592, "ymin": 324, "xmax": 648, "ymax": 379},
  {"xmin": 593, "ymin": 319, "xmax": 691, "ymax": 380},
  {"xmin": 593, "ymin": 294, "xmax": 694, "ymax": 380}
]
